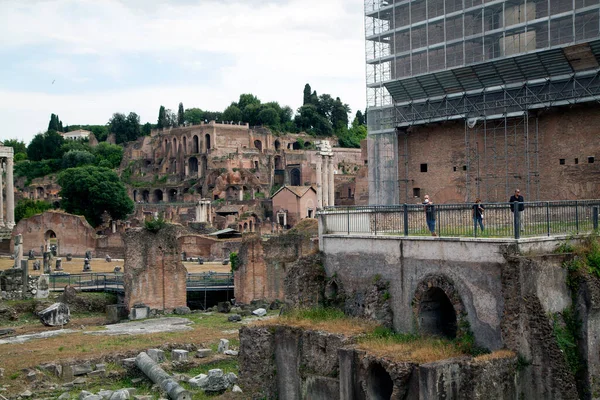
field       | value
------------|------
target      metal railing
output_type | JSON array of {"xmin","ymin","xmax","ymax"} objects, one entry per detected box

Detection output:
[
  {"xmin": 49, "ymin": 272, "xmax": 234, "ymax": 292},
  {"xmin": 320, "ymin": 200, "xmax": 600, "ymax": 239}
]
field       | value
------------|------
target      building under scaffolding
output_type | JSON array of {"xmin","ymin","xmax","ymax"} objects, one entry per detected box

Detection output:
[{"xmin": 365, "ymin": 0, "xmax": 600, "ymax": 204}]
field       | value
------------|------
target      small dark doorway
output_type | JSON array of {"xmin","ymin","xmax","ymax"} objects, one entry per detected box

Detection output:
[
  {"xmin": 193, "ymin": 135, "xmax": 199, "ymax": 153},
  {"xmin": 189, "ymin": 157, "xmax": 198, "ymax": 176},
  {"xmin": 367, "ymin": 363, "xmax": 394, "ymax": 400},
  {"xmin": 290, "ymin": 168, "xmax": 301, "ymax": 186},
  {"xmin": 274, "ymin": 140, "xmax": 281, "ymax": 151},
  {"xmin": 205, "ymin": 134, "xmax": 211, "ymax": 150},
  {"xmin": 133, "ymin": 190, "xmax": 138, "ymax": 202},
  {"xmin": 153, "ymin": 189, "xmax": 163, "ymax": 203},
  {"xmin": 142, "ymin": 190, "xmax": 150, "ymax": 203},
  {"xmin": 418, "ymin": 287, "xmax": 458, "ymax": 339},
  {"xmin": 168, "ymin": 189, "xmax": 178, "ymax": 202},
  {"xmin": 254, "ymin": 140, "xmax": 262, "ymax": 151}
]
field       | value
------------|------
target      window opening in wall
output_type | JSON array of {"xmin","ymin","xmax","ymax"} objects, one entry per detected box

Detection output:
[
  {"xmin": 560, "ymin": 159, "xmax": 565, "ymax": 165},
  {"xmin": 589, "ymin": 156, "xmax": 595, "ymax": 164},
  {"xmin": 575, "ymin": 158, "xmax": 579, "ymax": 164},
  {"xmin": 254, "ymin": 161, "xmax": 259, "ymax": 170},
  {"xmin": 308, "ymin": 209, "xmax": 314, "ymax": 218},
  {"xmin": 348, "ymin": 188, "xmax": 352, "ymax": 198},
  {"xmin": 420, "ymin": 163, "xmax": 428, "ymax": 172},
  {"xmin": 413, "ymin": 188, "xmax": 421, "ymax": 197},
  {"xmin": 418, "ymin": 287, "xmax": 458, "ymax": 339},
  {"xmin": 453, "ymin": 166, "xmax": 457, "ymax": 172},
  {"xmin": 462, "ymin": 165, "xmax": 467, "ymax": 171}
]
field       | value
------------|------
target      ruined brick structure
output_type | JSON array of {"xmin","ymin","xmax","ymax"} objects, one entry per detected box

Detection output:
[{"xmin": 123, "ymin": 225, "xmax": 187, "ymax": 312}]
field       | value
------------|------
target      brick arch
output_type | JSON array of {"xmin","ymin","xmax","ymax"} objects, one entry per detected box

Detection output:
[{"xmin": 412, "ymin": 274, "xmax": 469, "ymax": 339}]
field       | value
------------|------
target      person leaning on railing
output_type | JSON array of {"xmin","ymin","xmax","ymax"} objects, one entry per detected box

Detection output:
[
  {"xmin": 509, "ymin": 189, "xmax": 525, "ymax": 231},
  {"xmin": 423, "ymin": 195, "xmax": 437, "ymax": 236},
  {"xmin": 472, "ymin": 198, "xmax": 485, "ymax": 232}
]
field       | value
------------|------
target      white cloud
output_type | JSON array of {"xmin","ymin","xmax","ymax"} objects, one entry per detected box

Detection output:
[{"xmin": 0, "ymin": 0, "xmax": 367, "ymax": 144}]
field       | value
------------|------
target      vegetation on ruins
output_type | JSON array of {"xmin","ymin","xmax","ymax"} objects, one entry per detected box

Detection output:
[
  {"xmin": 2, "ymin": 138, "xmax": 27, "ymax": 161},
  {"xmin": 14, "ymin": 199, "xmax": 53, "ymax": 223},
  {"xmin": 26, "ymin": 130, "xmax": 65, "ymax": 161},
  {"xmin": 144, "ymin": 213, "xmax": 166, "ymax": 233},
  {"xmin": 57, "ymin": 165, "xmax": 134, "ymax": 226},
  {"xmin": 108, "ymin": 112, "xmax": 142, "ymax": 144}
]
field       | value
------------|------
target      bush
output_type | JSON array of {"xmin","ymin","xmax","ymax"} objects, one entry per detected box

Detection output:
[
  {"xmin": 144, "ymin": 214, "xmax": 166, "ymax": 232},
  {"xmin": 15, "ymin": 199, "xmax": 53, "ymax": 223},
  {"xmin": 62, "ymin": 150, "xmax": 96, "ymax": 169},
  {"xmin": 230, "ymin": 252, "xmax": 239, "ymax": 271}
]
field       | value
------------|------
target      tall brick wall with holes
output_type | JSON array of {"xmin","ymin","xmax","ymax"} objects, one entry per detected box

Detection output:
[
  {"xmin": 397, "ymin": 104, "xmax": 600, "ymax": 204},
  {"xmin": 123, "ymin": 225, "xmax": 187, "ymax": 312}
]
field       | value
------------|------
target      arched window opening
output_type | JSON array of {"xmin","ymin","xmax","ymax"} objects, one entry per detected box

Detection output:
[
  {"xmin": 367, "ymin": 363, "xmax": 393, "ymax": 400},
  {"xmin": 254, "ymin": 140, "xmax": 262, "ymax": 151},
  {"xmin": 205, "ymin": 134, "xmax": 211, "ymax": 150},
  {"xmin": 290, "ymin": 168, "xmax": 301, "ymax": 186},
  {"xmin": 153, "ymin": 189, "xmax": 163, "ymax": 203},
  {"xmin": 274, "ymin": 140, "xmax": 281, "ymax": 151},
  {"xmin": 418, "ymin": 287, "xmax": 458, "ymax": 339},
  {"xmin": 168, "ymin": 189, "xmax": 178, "ymax": 202},
  {"xmin": 193, "ymin": 135, "xmax": 199, "ymax": 153}
]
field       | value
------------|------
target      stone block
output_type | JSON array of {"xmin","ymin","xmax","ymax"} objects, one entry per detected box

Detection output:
[
  {"xmin": 252, "ymin": 308, "xmax": 267, "ymax": 317},
  {"xmin": 57, "ymin": 393, "xmax": 70, "ymax": 400},
  {"xmin": 304, "ymin": 375, "xmax": 340, "ymax": 400},
  {"xmin": 196, "ymin": 348, "xmax": 211, "ymax": 358},
  {"xmin": 98, "ymin": 390, "xmax": 114, "ymax": 399},
  {"xmin": 228, "ymin": 314, "xmax": 242, "ymax": 322},
  {"xmin": 95, "ymin": 364, "xmax": 106, "ymax": 371},
  {"xmin": 108, "ymin": 389, "xmax": 130, "ymax": 399},
  {"xmin": 217, "ymin": 338, "xmax": 229, "ymax": 353},
  {"xmin": 106, "ymin": 305, "xmax": 128, "ymax": 324},
  {"xmin": 39, "ymin": 302, "xmax": 70, "ymax": 326},
  {"xmin": 35, "ymin": 274, "xmax": 50, "ymax": 299},
  {"xmin": 40, "ymin": 363, "xmax": 62, "ymax": 377},
  {"xmin": 71, "ymin": 362, "xmax": 93, "ymax": 376},
  {"xmin": 174, "ymin": 306, "xmax": 191, "ymax": 315},
  {"xmin": 83, "ymin": 395, "xmax": 103, "ymax": 400},
  {"xmin": 79, "ymin": 391, "xmax": 93, "ymax": 400},
  {"xmin": 88, "ymin": 370, "xmax": 106, "ymax": 377},
  {"xmin": 26, "ymin": 371, "xmax": 37, "ymax": 382},
  {"xmin": 128, "ymin": 306, "xmax": 149, "ymax": 320},
  {"xmin": 171, "ymin": 349, "xmax": 189, "ymax": 362},
  {"xmin": 147, "ymin": 349, "xmax": 166, "ymax": 363},
  {"xmin": 224, "ymin": 350, "xmax": 239, "ymax": 356},
  {"xmin": 217, "ymin": 301, "xmax": 231, "ymax": 313},
  {"xmin": 133, "ymin": 396, "xmax": 152, "ymax": 400},
  {"xmin": 121, "ymin": 358, "xmax": 137, "ymax": 368},
  {"xmin": 232, "ymin": 385, "xmax": 243, "ymax": 393}
]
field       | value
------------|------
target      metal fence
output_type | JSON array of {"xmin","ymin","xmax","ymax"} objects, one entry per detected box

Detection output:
[
  {"xmin": 320, "ymin": 200, "xmax": 600, "ymax": 239},
  {"xmin": 49, "ymin": 272, "xmax": 234, "ymax": 292}
]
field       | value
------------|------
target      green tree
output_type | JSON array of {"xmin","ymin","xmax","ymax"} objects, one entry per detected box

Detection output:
[
  {"xmin": 184, "ymin": 108, "xmax": 204, "ymax": 125},
  {"xmin": 62, "ymin": 150, "xmax": 96, "ymax": 169},
  {"xmin": 238, "ymin": 93, "xmax": 261, "ymax": 110},
  {"xmin": 48, "ymin": 114, "xmax": 62, "ymax": 131},
  {"xmin": 93, "ymin": 142, "xmax": 123, "ymax": 168},
  {"xmin": 27, "ymin": 130, "xmax": 65, "ymax": 161},
  {"xmin": 222, "ymin": 104, "xmax": 243, "ymax": 122},
  {"xmin": 294, "ymin": 104, "xmax": 333, "ymax": 136},
  {"xmin": 142, "ymin": 122, "xmax": 152, "ymax": 137},
  {"xmin": 109, "ymin": 112, "xmax": 140, "ymax": 144},
  {"xmin": 331, "ymin": 97, "xmax": 350, "ymax": 133},
  {"xmin": 177, "ymin": 102, "xmax": 185, "ymax": 126},
  {"xmin": 15, "ymin": 199, "xmax": 52, "ymax": 223},
  {"xmin": 338, "ymin": 118, "xmax": 367, "ymax": 148},
  {"xmin": 157, "ymin": 105, "xmax": 167, "ymax": 129},
  {"xmin": 257, "ymin": 107, "xmax": 280, "ymax": 128},
  {"xmin": 303, "ymin": 83, "xmax": 312, "ymax": 105},
  {"xmin": 355, "ymin": 110, "xmax": 365, "ymax": 126},
  {"xmin": 3, "ymin": 139, "xmax": 27, "ymax": 161},
  {"xmin": 57, "ymin": 166, "xmax": 134, "ymax": 227},
  {"xmin": 60, "ymin": 140, "xmax": 91, "ymax": 156}
]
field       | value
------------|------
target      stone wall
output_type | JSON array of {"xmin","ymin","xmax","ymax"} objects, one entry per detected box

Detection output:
[
  {"xmin": 234, "ymin": 231, "xmax": 318, "ymax": 304},
  {"xmin": 239, "ymin": 325, "xmax": 520, "ymax": 400},
  {"xmin": 11, "ymin": 211, "xmax": 98, "ymax": 257},
  {"xmin": 0, "ymin": 269, "xmax": 42, "ymax": 300},
  {"xmin": 178, "ymin": 234, "xmax": 241, "ymax": 260},
  {"xmin": 123, "ymin": 225, "xmax": 187, "ymax": 312}
]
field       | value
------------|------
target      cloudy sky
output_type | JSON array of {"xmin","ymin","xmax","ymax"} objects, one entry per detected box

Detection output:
[{"xmin": 0, "ymin": 0, "xmax": 366, "ymax": 145}]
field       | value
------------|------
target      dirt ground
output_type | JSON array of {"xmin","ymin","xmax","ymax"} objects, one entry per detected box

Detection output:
[{"xmin": 0, "ymin": 257, "xmax": 232, "ymax": 274}]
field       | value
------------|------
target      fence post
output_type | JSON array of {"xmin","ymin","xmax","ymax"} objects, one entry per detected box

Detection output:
[
  {"xmin": 374, "ymin": 208, "xmax": 377, "ymax": 236},
  {"xmin": 403, "ymin": 204, "xmax": 409, "ymax": 237},
  {"xmin": 593, "ymin": 206, "xmax": 599, "ymax": 231},
  {"xmin": 347, "ymin": 207, "xmax": 350, "ymax": 235},
  {"xmin": 546, "ymin": 202, "xmax": 550, "ymax": 237},
  {"xmin": 514, "ymin": 207, "xmax": 520, "ymax": 240},
  {"xmin": 575, "ymin": 201, "xmax": 579, "ymax": 234}
]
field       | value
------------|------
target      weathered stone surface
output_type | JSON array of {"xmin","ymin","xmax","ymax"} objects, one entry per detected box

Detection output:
[
  {"xmin": 217, "ymin": 302, "xmax": 231, "ymax": 313},
  {"xmin": 171, "ymin": 349, "xmax": 188, "ymax": 362},
  {"xmin": 57, "ymin": 393, "xmax": 70, "ymax": 400},
  {"xmin": 123, "ymin": 226, "xmax": 187, "ymax": 312},
  {"xmin": 88, "ymin": 317, "xmax": 192, "ymax": 336},
  {"xmin": 19, "ymin": 390, "xmax": 32, "ymax": 398},
  {"xmin": 0, "ymin": 328, "xmax": 15, "ymax": 336},
  {"xmin": 128, "ymin": 305, "xmax": 149, "ymax": 320},
  {"xmin": 224, "ymin": 350, "xmax": 239, "ymax": 356},
  {"xmin": 38, "ymin": 302, "xmax": 70, "ymax": 326},
  {"xmin": 0, "ymin": 329, "xmax": 76, "ymax": 345},
  {"xmin": 228, "ymin": 314, "xmax": 242, "ymax": 322},
  {"xmin": 108, "ymin": 389, "xmax": 130, "ymax": 400},
  {"xmin": 26, "ymin": 371, "xmax": 37, "ymax": 382},
  {"xmin": 196, "ymin": 348, "xmax": 211, "ymax": 358},
  {"xmin": 173, "ymin": 306, "xmax": 191, "ymax": 315},
  {"xmin": 71, "ymin": 362, "xmax": 93, "ymax": 376},
  {"xmin": 82, "ymin": 395, "xmax": 103, "ymax": 400},
  {"xmin": 72, "ymin": 377, "xmax": 87, "ymax": 385},
  {"xmin": 195, "ymin": 369, "xmax": 234, "ymax": 394},
  {"xmin": 79, "ymin": 391, "xmax": 93, "ymax": 400},
  {"xmin": 132, "ymin": 396, "xmax": 152, "ymax": 400},
  {"xmin": 88, "ymin": 370, "xmax": 106, "ymax": 377},
  {"xmin": 35, "ymin": 274, "xmax": 50, "ymax": 299},
  {"xmin": 238, "ymin": 326, "xmax": 277, "ymax": 398},
  {"xmin": 252, "ymin": 308, "xmax": 267, "ymax": 317},
  {"xmin": 188, "ymin": 374, "xmax": 208, "ymax": 388},
  {"xmin": 147, "ymin": 349, "xmax": 166, "ymax": 363},
  {"xmin": 121, "ymin": 358, "xmax": 137, "ymax": 368},
  {"xmin": 97, "ymin": 389, "xmax": 114, "ymax": 399},
  {"xmin": 217, "ymin": 338, "xmax": 229, "ymax": 353},
  {"xmin": 106, "ymin": 304, "xmax": 128, "ymax": 324},
  {"xmin": 40, "ymin": 363, "xmax": 62, "ymax": 377}
]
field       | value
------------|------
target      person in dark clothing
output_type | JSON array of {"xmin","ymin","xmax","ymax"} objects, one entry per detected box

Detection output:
[
  {"xmin": 509, "ymin": 189, "xmax": 525, "ymax": 231},
  {"xmin": 423, "ymin": 194, "xmax": 436, "ymax": 236},
  {"xmin": 472, "ymin": 198, "xmax": 484, "ymax": 232}
]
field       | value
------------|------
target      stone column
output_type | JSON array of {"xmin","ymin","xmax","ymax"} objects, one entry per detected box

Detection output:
[
  {"xmin": 239, "ymin": 187, "xmax": 244, "ymax": 201},
  {"xmin": 322, "ymin": 157, "xmax": 329, "ymax": 207},
  {"xmin": 21, "ymin": 260, "xmax": 28, "ymax": 299},
  {"xmin": 316, "ymin": 155, "xmax": 323, "ymax": 209},
  {"xmin": 6, "ymin": 157, "xmax": 14, "ymax": 228},
  {"xmin": 195, "ymin": 201, "xmax": 202, "ymax": 222},
  {"xmin": 0, "ymin": 160, "xmax": 4, "ymax": 227},
  {"xmin": 328, "ymin": 156, "xmax": 335, "ymax": 207}
]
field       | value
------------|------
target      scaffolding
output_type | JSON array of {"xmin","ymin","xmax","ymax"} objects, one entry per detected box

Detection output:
[{"xmin": 364, "ymin": 0, "xmax": 600, "ymax": 204}]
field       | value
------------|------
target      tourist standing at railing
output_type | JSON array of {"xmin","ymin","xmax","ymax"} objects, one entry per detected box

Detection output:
[
  {"xmin": 423, "ymin": 195, "xmax": 437, "ymax": 236},
  {"xmin": 472, "ymin": 198, "xmax": 485, "ymax": 232},
  {"xmin": 509, "ymin": 189, "xmax": 525, "ymax": 231}
]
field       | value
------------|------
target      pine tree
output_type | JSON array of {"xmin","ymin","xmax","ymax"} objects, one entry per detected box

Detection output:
[
  {"xmin": 303, "ymin": 84, "xmax": 312, "ymax": 105},
  {"xmin": 177, "ymin": 103, "xmax": 185, "ymax": 126},
  {"xmin": 157, "ymin": 106, "xmax": 167, "ymax": 129}
]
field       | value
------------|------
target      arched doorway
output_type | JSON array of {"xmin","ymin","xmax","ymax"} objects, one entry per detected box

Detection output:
[
  {"xmin": 418, "ymin": 287, "xmax": 458, "ymax": 339},
  {"xmin": 254, "ymin": 140, "xmax": 262, "ymax": 151},
  {"xmin": 45, "ymin": 230, "xmax": 58, "ymax": 256},
  {"xmin": 290, "ymin": 168, "xmax": 301, "ymax": 186},
  {"xmin": 292, "ymin": 142, "xmax": 301, "ymax": 150},
  {"xmin": 193, "ymin": 135, "xmax": 199, "ymax": 153},
  {"xmin": 274, "ymin": 140, "xmax": 281, "ymax": 151},
  {"xmin": 173, "ymin": 137, "xmax": 178, "ymax": 154},
  {"xmin": 164, "ymin": 139, "xmax": 168, "ymax": 153},
  {"xmin": 133, "ymin": 190, "xmax": 138, "ymax": 202},
  {"xmin": 142, "ymin": 190, "xmax": 150, "ymax": 203},
  {"xmin": 168, "ymin": 189, "xmax": 178, "ymax": 202},
  {"xmin": 153, "ymin": 189, "xmax": 163, "ymax": 203},
  {"xmin": 367, "ymin": 363, "xmax": 394, "ymax": 400},
  {"xmin": 274, "ymin": 156, "xmax": 282, "ymax": 170},
  {"xmin": 189, "ymin": 157, "xmax": 199, "ymax": 177},
  {"xmin": 183, "ymin": 136, "xmax": 187, "ymax": 154},
  {"xmin": 205, "ymin": 134, "xmax": 211, "ymax": 150}
]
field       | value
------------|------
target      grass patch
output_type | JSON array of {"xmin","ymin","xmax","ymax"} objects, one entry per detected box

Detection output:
[
  {"xmin": 553, "ymin": 307, "xmax": 582, "ymax": 375},
  {"xmin": 473, "ymin": 349, "xmax": 516, "ymax": 363}
]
